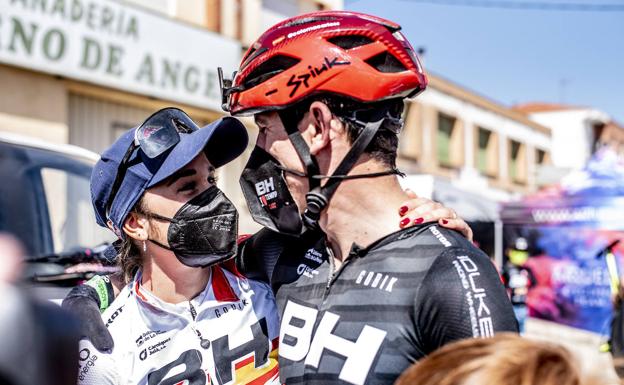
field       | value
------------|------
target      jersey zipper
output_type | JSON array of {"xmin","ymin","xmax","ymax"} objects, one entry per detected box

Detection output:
[
  {"xmin": 322, "ymin": 246, "xmax": 355, "ymax": 301},
  {"xmin": 325, "ymin": 247, "xmax": 336, "ymax": 291},
  {"xmin": 189, "ymin": 301, "xmax": 198, "ymax": 320},
  {"xmin": 189, "ymin": 301, "xmax": 211, "ymax": 349}
]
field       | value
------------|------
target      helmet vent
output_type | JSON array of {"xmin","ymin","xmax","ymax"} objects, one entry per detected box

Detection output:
[
  {"xmin": 243, "ymin": 55, "xmax": 300, "ymax": 88},
  {"xmin": 281, "ymin": 16, "xmax": 338, "ymax": 28},
  {"xmin": 241, "ymin": 47, "xmax": 267, "ymax": 70},
  {"xmin": 364, "ymin": 52, "xmax": 406, "ymax": 73},
  {"xmin": 327, "ymin": 35, "xmax": 374, "ymax": 50}
]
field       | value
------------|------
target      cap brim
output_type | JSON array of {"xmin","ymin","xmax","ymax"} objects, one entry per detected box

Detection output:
[{"xmin": 148, "ymin": 117, "xmax": 248, "ymax": 187}]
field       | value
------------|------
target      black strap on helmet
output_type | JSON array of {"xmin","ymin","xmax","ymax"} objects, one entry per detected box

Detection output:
[
  {"xmin": 276, "ymin": 104, "xmax": 402, "ymax": 230},
  {"xmin": 302, "ymin": 118, "xmax": 389, "ymax": 229},
  {"xmin": 277, "ymin": 109, "xmax": 322, "ymax": 192}
]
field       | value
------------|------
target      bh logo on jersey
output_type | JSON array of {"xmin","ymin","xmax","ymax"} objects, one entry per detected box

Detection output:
[
  {"xmin": 279, "ymin": 300, "xmax": 387, "ymax": 385},
  {"xmin": 147, "ymin": 318, "xmax": 279, "ymax": 385},
  {"xmin": 255, "ymin": 178, "xmax": 278, "ymax": 209}
]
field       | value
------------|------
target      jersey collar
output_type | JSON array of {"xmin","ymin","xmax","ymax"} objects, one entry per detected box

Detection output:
[{"xmin": 132, "ymin": 265, "xmax": 241, "ymax": 313}]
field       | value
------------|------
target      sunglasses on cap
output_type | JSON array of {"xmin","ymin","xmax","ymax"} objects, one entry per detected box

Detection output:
[{"xmin": 105, "ymin": 107, "xmax": 200, "ymax": 220}]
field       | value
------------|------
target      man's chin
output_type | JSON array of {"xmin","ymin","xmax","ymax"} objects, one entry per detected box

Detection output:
[
  {"xmin": 283, "ymin": 182, "xmax": 308, "ymax": 214},
  {"xmin": 292, "ymin": 194, "xmax": 307, "ymax": 215}
]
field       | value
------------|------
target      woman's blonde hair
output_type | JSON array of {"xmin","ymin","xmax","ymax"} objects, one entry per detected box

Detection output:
[
  {"xmin": 116, "ymin": 197, "xmax": 152, "ymax": 284},
  {"xmin": 395, "ymin": 334, "xmax": 581, "ymax": 385},
  {"xmin": 117, "ymin": 235, "xmax": 142, "ymax": 284}
]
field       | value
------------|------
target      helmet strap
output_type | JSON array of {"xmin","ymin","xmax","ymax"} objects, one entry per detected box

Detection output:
[
  {"xmin": 303, "ymin": 118, "xmax": 384, "ymax": 228},
  {"xmin": 277, "ymin": 108, "xmax": 393, "ymax": 230},
  {"xmin": 278, "ymin": 109, "xmax": 322, "ymax": 191}
]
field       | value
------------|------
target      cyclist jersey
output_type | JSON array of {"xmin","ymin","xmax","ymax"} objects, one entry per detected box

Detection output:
[
  {"xmin": 77, "ymin": 264, "xmax": 280, "ymax": 385},
  {"xmin": 261, "ymin": 223, "xmax": 518, "ymax": 385}
]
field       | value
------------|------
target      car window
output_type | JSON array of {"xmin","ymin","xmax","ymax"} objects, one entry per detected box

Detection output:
[{"xmin": 41, "ymin": 167, "xmax": 115, "ymax": 253}]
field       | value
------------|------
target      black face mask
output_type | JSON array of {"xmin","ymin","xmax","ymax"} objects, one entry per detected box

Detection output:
[
  {"xmin": 239, "ymin": 147, "xmax": 304, "ymax": 236},
  {"xmin": 147, "ymin": 186, "xmax": 239, "ymax": 267}
]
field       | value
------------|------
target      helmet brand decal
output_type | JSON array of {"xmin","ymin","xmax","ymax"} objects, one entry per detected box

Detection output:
[
  {"xmin": 286, "ymin": 22, "xmax": 340, "ymax": 40},
  {"xmin": 286, "ymin": 56, "xmax": 350, "ymax": 97}
]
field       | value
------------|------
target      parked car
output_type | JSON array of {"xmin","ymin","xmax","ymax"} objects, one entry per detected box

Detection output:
[{"xmin": 0, "ymin": 132, "xmax": 115, "ymax": 299}]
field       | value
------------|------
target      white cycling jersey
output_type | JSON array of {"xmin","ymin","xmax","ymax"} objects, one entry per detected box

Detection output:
[{"xmin": 78, "ymin": 263, "xmax": 281, "ymax": 385}]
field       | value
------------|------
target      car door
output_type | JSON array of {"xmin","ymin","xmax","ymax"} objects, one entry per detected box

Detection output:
[{"xmin": 0, "ymin": 140, "xmax": 114, "ymax": 269}]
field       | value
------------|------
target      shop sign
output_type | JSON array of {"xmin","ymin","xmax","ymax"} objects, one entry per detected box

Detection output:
[{"xmin": 0, "ymin": 0, "xmax": 242, "ymax": 110}]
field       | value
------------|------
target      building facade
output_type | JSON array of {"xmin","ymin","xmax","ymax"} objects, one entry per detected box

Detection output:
[
  {"xmin": 397, "ymin": 74, "xmax": 552, "ymax": 262},
  {"xmin": 0, "ymin": 0, "xmax": 341, "ymax": 234},
  {"xmin": 513, "ymin": 103, "xmax": 624, "ymax": 179},
  {"xmin": 1, "ymin": 0, "xmax": 557, "ymax": 248},
  {"xmin": 399, "ymin": 74, "xmax": 552, "ymax": 201}
]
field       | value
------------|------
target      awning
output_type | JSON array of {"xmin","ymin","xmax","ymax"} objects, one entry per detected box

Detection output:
[{"xmin": 399, "ymin": 174, "xmax": 501, "ymax": 222}]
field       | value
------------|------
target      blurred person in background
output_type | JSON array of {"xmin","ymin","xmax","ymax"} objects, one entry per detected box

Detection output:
[
  {"xmin": 394, "ymin": 333, "xmax": 583, "ymax": 385},
  {"xmin": 502, "ymin": 237, "xmax": 537, "ymax": 334},
  {"xmin": 0, "ymin": 232, "xmax": 79, "ymax": 385},
  {"xmin": 610, "ymin": 284, "xmax": 624, "ymax": 379},
  {"xmin": 603, "ymin": 240, "xmax": 624, "ymax": 378}
]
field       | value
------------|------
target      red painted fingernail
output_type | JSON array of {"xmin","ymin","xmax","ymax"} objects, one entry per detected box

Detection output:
[
  {"xmin": 442, "ymin": 219, "xmax": 449, "ymax": 225},
  {"xmin": 399, "ymin": 206, "xmax": 408, "ymax": 216},
  {"xmin": 400, "ymin": 218, "xmax": 410, "ymax": 227},
  {"xmin": 413, "ymin": 217, "xmax": 424, "ymax": 224}
]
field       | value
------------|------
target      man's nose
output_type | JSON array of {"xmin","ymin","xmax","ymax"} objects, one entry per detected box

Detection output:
[{"xmin": 255, "ymin": 134, "xmax": 266, "ymax": 149}]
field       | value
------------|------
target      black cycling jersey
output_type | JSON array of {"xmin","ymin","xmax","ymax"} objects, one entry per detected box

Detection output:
[{"xmin": 241, "ymin": 223, "xmax": 518, "ymax": 385}]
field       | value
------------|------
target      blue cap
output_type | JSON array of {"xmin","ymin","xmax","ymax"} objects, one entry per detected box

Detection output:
[{"xmin": 91, "ymin": 116, "xmax": 248, "ymax": 237}]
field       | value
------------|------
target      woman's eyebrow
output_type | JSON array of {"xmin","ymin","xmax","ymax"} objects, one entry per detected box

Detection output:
[{"xmin": 166, "ymin": 169, "xmax": 196, "ymax": 186}]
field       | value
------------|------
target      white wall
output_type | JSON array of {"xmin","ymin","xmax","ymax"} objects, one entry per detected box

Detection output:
[
  {"xmin": 527, "ymin": 109, "xmax": 610, "ymax": 170},
  {"xmin": 123, "ymin": 0, "xmax": 176, "ymax": 15}
]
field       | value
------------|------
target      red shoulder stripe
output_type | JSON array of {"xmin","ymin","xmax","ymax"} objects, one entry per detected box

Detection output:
[
  {"xmin": 211, "ymin": 265, "xmax": 239, "ymax": 302},
  {"xmin": 135, "ymin": 280, "xmax": 148, "ymax": 302},
  {"xmin": 237, "ymin": 234, "xmax": 252, "ymax": 245}
]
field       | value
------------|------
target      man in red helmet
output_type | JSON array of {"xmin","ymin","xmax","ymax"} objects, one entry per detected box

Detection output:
[{"xmin": 219, "ymin": 10, "xmax": 518, "ymax": 385}]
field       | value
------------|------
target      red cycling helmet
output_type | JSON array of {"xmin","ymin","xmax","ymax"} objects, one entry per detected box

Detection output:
[{"xmin": 221, "ymin": 10, "xmax": 428, "ymax": 116}]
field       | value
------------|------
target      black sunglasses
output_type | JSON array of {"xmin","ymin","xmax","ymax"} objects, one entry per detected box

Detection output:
[{"xmin": 104, "ymin": 107, "xmax": 200, "ymax": 220}]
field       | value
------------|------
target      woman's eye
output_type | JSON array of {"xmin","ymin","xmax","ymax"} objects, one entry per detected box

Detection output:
[
  {"xmin": 207, "ymin": 175, "xmax": 218, "ymax": 184},
  {"xmin": 179, "ymin": 181, "xmax": 196, "ymax": 192}
]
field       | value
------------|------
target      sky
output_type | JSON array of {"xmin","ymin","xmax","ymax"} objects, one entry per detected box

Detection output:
[{"xmin": 344, "ymin": 0, "xmax": 624, "ymax": 122}]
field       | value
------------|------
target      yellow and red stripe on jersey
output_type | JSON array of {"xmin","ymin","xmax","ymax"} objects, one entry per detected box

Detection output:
[{"xmin": 230, "ymin": 337, "xmax": 279, "ymax": 385}]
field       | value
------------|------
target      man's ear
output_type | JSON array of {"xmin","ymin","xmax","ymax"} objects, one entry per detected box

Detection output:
[
  {"xmin": 122, "ymin": 212, "xmax": 148, "ymax": 241},
  {"xmin": 308, "ymin": 101, "xmax": 336, "ymax": 156}
]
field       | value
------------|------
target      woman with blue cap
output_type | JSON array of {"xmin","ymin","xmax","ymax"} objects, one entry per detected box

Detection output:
[{"xmin": 79, "ymin": 107, "xmax": 281, "ymax": 384}]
